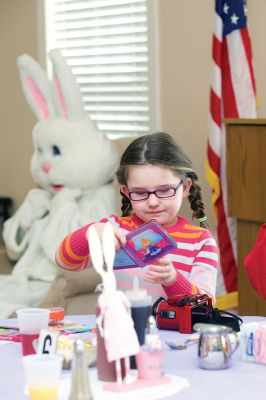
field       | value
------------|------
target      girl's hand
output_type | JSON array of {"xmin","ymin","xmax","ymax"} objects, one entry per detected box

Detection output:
[
  {"xmin": 93, "ymin": 223, "xmax": 126, "ymax": 252},
  {"xmin": 144, "ymin": 257, "xmax": 177, "ymax": 286},
  {"xmin": 112, "ymin": 226, "xmax": 127, "ymax": 251}
]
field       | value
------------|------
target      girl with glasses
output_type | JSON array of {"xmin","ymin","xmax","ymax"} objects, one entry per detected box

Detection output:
[{"xmin": 56, "ymin": 132, "xmax": 218, "ymax": 302}]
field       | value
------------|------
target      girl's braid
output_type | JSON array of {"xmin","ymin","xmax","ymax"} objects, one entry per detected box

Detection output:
[
  {"xmin": 120, "ymin": 191, "xmax": 132, "ymax": 217},
  {"xmin": 186, "ymin": 171, "xmax": 209, "ymax": 228}
]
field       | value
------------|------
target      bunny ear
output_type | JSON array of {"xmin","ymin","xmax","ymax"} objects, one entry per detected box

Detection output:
[
  {"xmin": 87, "ymin": 225, "xmax": 104, "ymax": 278},
  {"xmin": 102, "ymin": 222, "xmax": 116, "ymax": 274},
  {"xmin": 17, "ymin": 54, "xmax": 56, "ymax": 120},
  {"xmin": 49, "ymin": 49, "xmax": 86, "ymax": 121}
]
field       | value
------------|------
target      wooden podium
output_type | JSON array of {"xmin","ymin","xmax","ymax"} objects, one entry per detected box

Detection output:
[{"xmin": 226, "ymin": 119, "xmax": 266, "ymax": 315}]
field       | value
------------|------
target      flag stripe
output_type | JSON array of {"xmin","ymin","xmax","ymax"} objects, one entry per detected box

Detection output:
[
  {"xmin": 212, "ymin": 36, "xmax": 222, "ymax": 67},
  {"xmin": 207, "ymin": 140, "xmax": 220, "ymax": 175},
  {"xmin": 216, "ymin": 194, "xmax": 237, "ymax": 291},
  {"xmin": 208, "ymin": 115, "xmax": 222, "ymax": 157},
  {"xmin": 210, "ymin": 88, "xmax": 222, "ymax": 127},
  {"xmin": 240, "ymin": 28, "xmax": 256, "ymax": 95},
  {"xmin": 221, "ymin": 38, "xmax": 239, "ymax": 117},
  {"xmin": 213, "ymin": 12, "xmax": 223, "ymax": 41},
  {"xmin": 227, "ymin": 31, "xmax": 256, "ymax": 117},
  {"xmin": 211, "ymin": 60, "xmax": 222, "ymax": 98}
]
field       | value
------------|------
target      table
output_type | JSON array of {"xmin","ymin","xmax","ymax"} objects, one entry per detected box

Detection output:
[{"xmin": 1, "ymin": 315, "xmax": 266, "ymax": 400}]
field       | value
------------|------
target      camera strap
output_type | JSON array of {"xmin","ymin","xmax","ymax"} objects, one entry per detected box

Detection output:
[{"xmin": 192, "ymin": 307, "xmax": 243, "ymax": 332}]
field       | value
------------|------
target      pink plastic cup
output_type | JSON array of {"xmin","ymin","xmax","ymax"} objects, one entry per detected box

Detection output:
[{"xmin": 136, "ymin": 348, "xmax": 164, "ymax": 380}]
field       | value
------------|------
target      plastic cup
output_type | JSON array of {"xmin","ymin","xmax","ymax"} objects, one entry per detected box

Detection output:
[
  {"xmin": 23, "ymin": 354, "xmax": 63, "ymax": 400},
  {"xmin": 16, "ymin": 308, "xmax": 50, "ymax": 356},
  {"xmin": 136, "ymin": 348, "xmax": 164, "ymax": 380}
]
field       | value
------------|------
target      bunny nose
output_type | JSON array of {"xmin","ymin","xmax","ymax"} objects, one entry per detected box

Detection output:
[{"xmin": 42, "ymin": 162, "xmax": 52, "ymax": 173}]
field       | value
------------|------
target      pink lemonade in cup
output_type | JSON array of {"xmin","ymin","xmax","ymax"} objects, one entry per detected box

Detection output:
[
  {"xmin": 16, "ymin": 308, "xmax": 50, "ymax": 356},
  {"xmin": 20, "ymin": 333, "xmax": 40, "ymax": 356}
]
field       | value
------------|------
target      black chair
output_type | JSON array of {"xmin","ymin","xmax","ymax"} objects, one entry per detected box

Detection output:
[
  {"xmin": 0, "ymin": 197, "xmax": 13, "ymax": 222},
  {"xmin": 0, "ymin": 197, "xmax": 13, "ymax": 243}
]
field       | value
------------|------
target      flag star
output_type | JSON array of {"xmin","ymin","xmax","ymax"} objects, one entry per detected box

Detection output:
[
  {"xmin": 231, "ymin": 13, "xmax": 239, "ymax": 25},
  {"xmin": 223, "ymin": 3, "xmax": 229, "ymax": 14}
]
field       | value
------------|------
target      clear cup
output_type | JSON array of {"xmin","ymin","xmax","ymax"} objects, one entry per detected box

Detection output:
[
  {"xmin": 23, "ymin": 354, "xmax": 63, "ymax": 400},
  {"xmin": 16, "ymin": 308, "xmax": 50, "ymax": 356}
]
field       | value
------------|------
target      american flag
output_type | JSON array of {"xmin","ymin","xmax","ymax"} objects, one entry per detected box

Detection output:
[{"xmin": 207, "ymin": 0, "xmax": 256, "ymax": 296}]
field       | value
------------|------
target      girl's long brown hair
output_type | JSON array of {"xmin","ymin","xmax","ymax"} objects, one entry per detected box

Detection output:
[{"xmin": 116, "ymin": 132, "xmax": 208, "ymax": 228}]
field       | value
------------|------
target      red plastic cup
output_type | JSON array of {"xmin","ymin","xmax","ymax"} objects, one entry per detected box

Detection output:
[{"xmin": 16, "ymin": 308, "xmax": 50, "ymax": 356}]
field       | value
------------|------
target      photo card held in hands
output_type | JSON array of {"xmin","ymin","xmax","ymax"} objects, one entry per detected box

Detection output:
[{"xmin": 113, "ymin": 219, "xmax": 177, "ymax": 269}]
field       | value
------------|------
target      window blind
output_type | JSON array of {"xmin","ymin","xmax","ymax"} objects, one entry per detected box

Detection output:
[{"xmin": 44, "ymin": 0, "xmax": 154, "ymax": 138}]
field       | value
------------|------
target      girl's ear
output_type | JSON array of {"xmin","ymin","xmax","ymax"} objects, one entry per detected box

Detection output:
[
  {"xmin": 120, "ymin": 185, "xmax": 129, "ymax": 197},
  {"xmin": 182, "ymin": 178, "xmax": 192, "ymax": 198}
]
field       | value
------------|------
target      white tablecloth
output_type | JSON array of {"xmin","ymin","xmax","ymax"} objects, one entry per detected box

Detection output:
[{"xmin": 1, "ymin": 315, "xmax": 266, "ymax": 400}]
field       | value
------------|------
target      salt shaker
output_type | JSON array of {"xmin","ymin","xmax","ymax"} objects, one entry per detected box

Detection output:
[
  {"xmin": 69, "ymin": 339, "xmax": 93, "ymax": 400},
  {"xmin": 135, "ymin": 315, "xmax": 164, "ymax": 380},
  {"xmin": 145, "ymin": 315, "xmax": 162, "ymax": 350}
]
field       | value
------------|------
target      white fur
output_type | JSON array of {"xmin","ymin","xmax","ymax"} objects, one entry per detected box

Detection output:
[{"xmin": 1, "ymin": 50, "xmax": 119, "ymax": 317}]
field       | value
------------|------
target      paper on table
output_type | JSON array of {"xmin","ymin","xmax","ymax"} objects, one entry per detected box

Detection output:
[
  {"xmin": 57, "ymin": 368, "xmax": 189, "ymax": 400},
  {"xmin": 0, "ymin": 340, "xmax": 14, "ymax": 345},
  {"xmin": 48, "ymin": 320, "xmax": 94, "ymax": 334}
]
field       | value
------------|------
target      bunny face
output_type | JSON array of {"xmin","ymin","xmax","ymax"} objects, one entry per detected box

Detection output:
[
  {"xmin": 17, "ymin": 50, "xmax": 119, "ymax": 194},
  {"xmin": 31, "ymin": 118, "xmax": 118, "ymax": 193}
]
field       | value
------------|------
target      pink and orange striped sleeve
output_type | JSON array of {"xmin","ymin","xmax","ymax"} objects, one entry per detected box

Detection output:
[
  {"xmin": 55, "ymin": 223, "xmax": 92, "ymax": 272},
  {"xmin": 55, "ymin": 215, "xmax": 120, "ymax": 272}
]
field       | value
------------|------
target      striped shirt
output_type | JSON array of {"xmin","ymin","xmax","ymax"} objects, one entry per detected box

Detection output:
[{"xmin": 56, "ymin": 214, "xmax": 218, "ymax": 300}]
